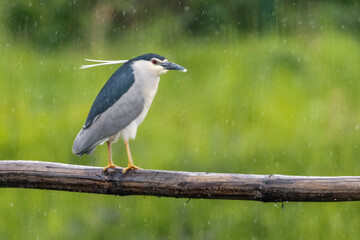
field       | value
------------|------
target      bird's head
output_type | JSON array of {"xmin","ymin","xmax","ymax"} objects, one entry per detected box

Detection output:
[{"xmin": 130, "ymin": 53, "xmax": 187, "ymax": 76}]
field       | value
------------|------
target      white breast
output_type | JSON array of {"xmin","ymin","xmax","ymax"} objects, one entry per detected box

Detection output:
[{"xmin": 110, "ymin": 60, "xmax": 161, "ymax": 142}]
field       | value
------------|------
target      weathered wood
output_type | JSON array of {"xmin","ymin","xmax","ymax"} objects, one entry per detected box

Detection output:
[{"xmin": 1, "ymin": 160, "xmax": 360, "ymax": 202}]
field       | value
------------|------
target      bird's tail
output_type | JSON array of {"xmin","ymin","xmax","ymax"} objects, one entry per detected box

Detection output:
[{"xmin": 72, "ymin": 128, "xmax": 104, "ymax": 156}]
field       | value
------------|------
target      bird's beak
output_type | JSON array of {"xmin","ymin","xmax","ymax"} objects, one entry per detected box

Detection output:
[{"xmin": 161, "ymin": 61, "xmax": 187, "ymax": 72}]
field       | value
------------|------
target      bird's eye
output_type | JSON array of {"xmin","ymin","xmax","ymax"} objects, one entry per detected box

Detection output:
[{"xmin": 151, "ymin": 59, "xmax": 158, "ymax": 64}]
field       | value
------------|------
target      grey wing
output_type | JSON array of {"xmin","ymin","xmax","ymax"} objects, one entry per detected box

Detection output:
[{"xmin": 72, "ymin": 86, "xmax": 145, "ymax": 156}]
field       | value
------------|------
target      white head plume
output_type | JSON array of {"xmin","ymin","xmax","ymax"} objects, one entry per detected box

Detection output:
[{"xmin": 80, "ymin": 59, "xmax": 128, "ymax": 69}]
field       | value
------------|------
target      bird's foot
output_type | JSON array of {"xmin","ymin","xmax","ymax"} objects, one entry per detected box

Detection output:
[
  {"xmin": 103, "ymin": 163, "xmax": 120, "ymax": 172},
  {"xmin": 122, "ymin": 164, "xmax": 142, "ymax": 174}
]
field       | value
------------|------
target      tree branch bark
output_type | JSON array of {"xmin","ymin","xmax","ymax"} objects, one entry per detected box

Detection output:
[{"xmin": 1, "ymin": 160, "xmax": 360, "ymax": 202}]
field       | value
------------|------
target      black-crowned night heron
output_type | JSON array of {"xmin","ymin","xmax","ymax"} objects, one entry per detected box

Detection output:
[{"xmin": 72, "ymin": 53, "xmax": 187, "ymax": 173}]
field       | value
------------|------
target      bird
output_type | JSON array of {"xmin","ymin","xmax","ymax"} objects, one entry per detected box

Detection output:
[{"xmin": 72, "ymin": 53, "xmax": 187, "ymax": 173}]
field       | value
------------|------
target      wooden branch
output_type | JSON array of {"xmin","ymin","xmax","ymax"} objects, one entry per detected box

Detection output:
[{"xmin": 1, "ymin": 160, "xmax": 360, "ymax": 202}]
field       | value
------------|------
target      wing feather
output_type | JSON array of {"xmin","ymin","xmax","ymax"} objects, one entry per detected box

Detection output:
[
  {"xmin": 72, "ymin": 85, "xmax": 144, "ymax": 156},
  {"xmin": 84, "ymin": 62, "xmax": 134, "ymax": 129},
  {"xmin": 72, "ymin": 61, "xmax": 145, "ymax": 155}
]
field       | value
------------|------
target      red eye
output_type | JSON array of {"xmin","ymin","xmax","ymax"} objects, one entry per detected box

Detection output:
[{"xmin": 151, "ymin": 59, "xmax": 158, "ymax": 64}]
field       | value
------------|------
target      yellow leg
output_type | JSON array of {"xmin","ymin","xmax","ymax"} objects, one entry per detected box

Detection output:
[
  {"xmin": 122, "ymin": 139, "xmax": 142, "ymax": 174},
  {"xmin": 103, "ymin": 141, "xmax": 120, "ymax": 172}
]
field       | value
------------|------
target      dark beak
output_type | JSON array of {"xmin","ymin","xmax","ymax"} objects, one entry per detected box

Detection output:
[{"xmin": 161, "ymin": 61, "xmax": 187, "ymax": 72}]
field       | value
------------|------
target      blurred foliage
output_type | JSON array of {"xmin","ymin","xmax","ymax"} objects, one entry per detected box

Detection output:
[
  {"xmin": 1, "ymin": 0, "xmax": 360, "ymax": 239},
  {"xmin": 2, "ymin": 0, "xmax": 360, "ymax": 50}
]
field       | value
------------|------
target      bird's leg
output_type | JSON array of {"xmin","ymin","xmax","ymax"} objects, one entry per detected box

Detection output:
[
  {"xmin": 122, "ymin": 139, "xmax": 142, "ymax": 174},
  {"xmin": 103, "ymin": 141, "xmax": 120, "ymax": 172}
]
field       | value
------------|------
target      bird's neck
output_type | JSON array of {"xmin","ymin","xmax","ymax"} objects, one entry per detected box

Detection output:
[{"xmin": 131, "ymin": 60, "xmax": 161, "ymax": 104}]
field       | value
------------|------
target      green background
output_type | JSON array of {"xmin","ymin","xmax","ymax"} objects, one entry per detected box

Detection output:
[{"xmin": 1, "ymin": 1, "xmax": 360, "ymax": 239}]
